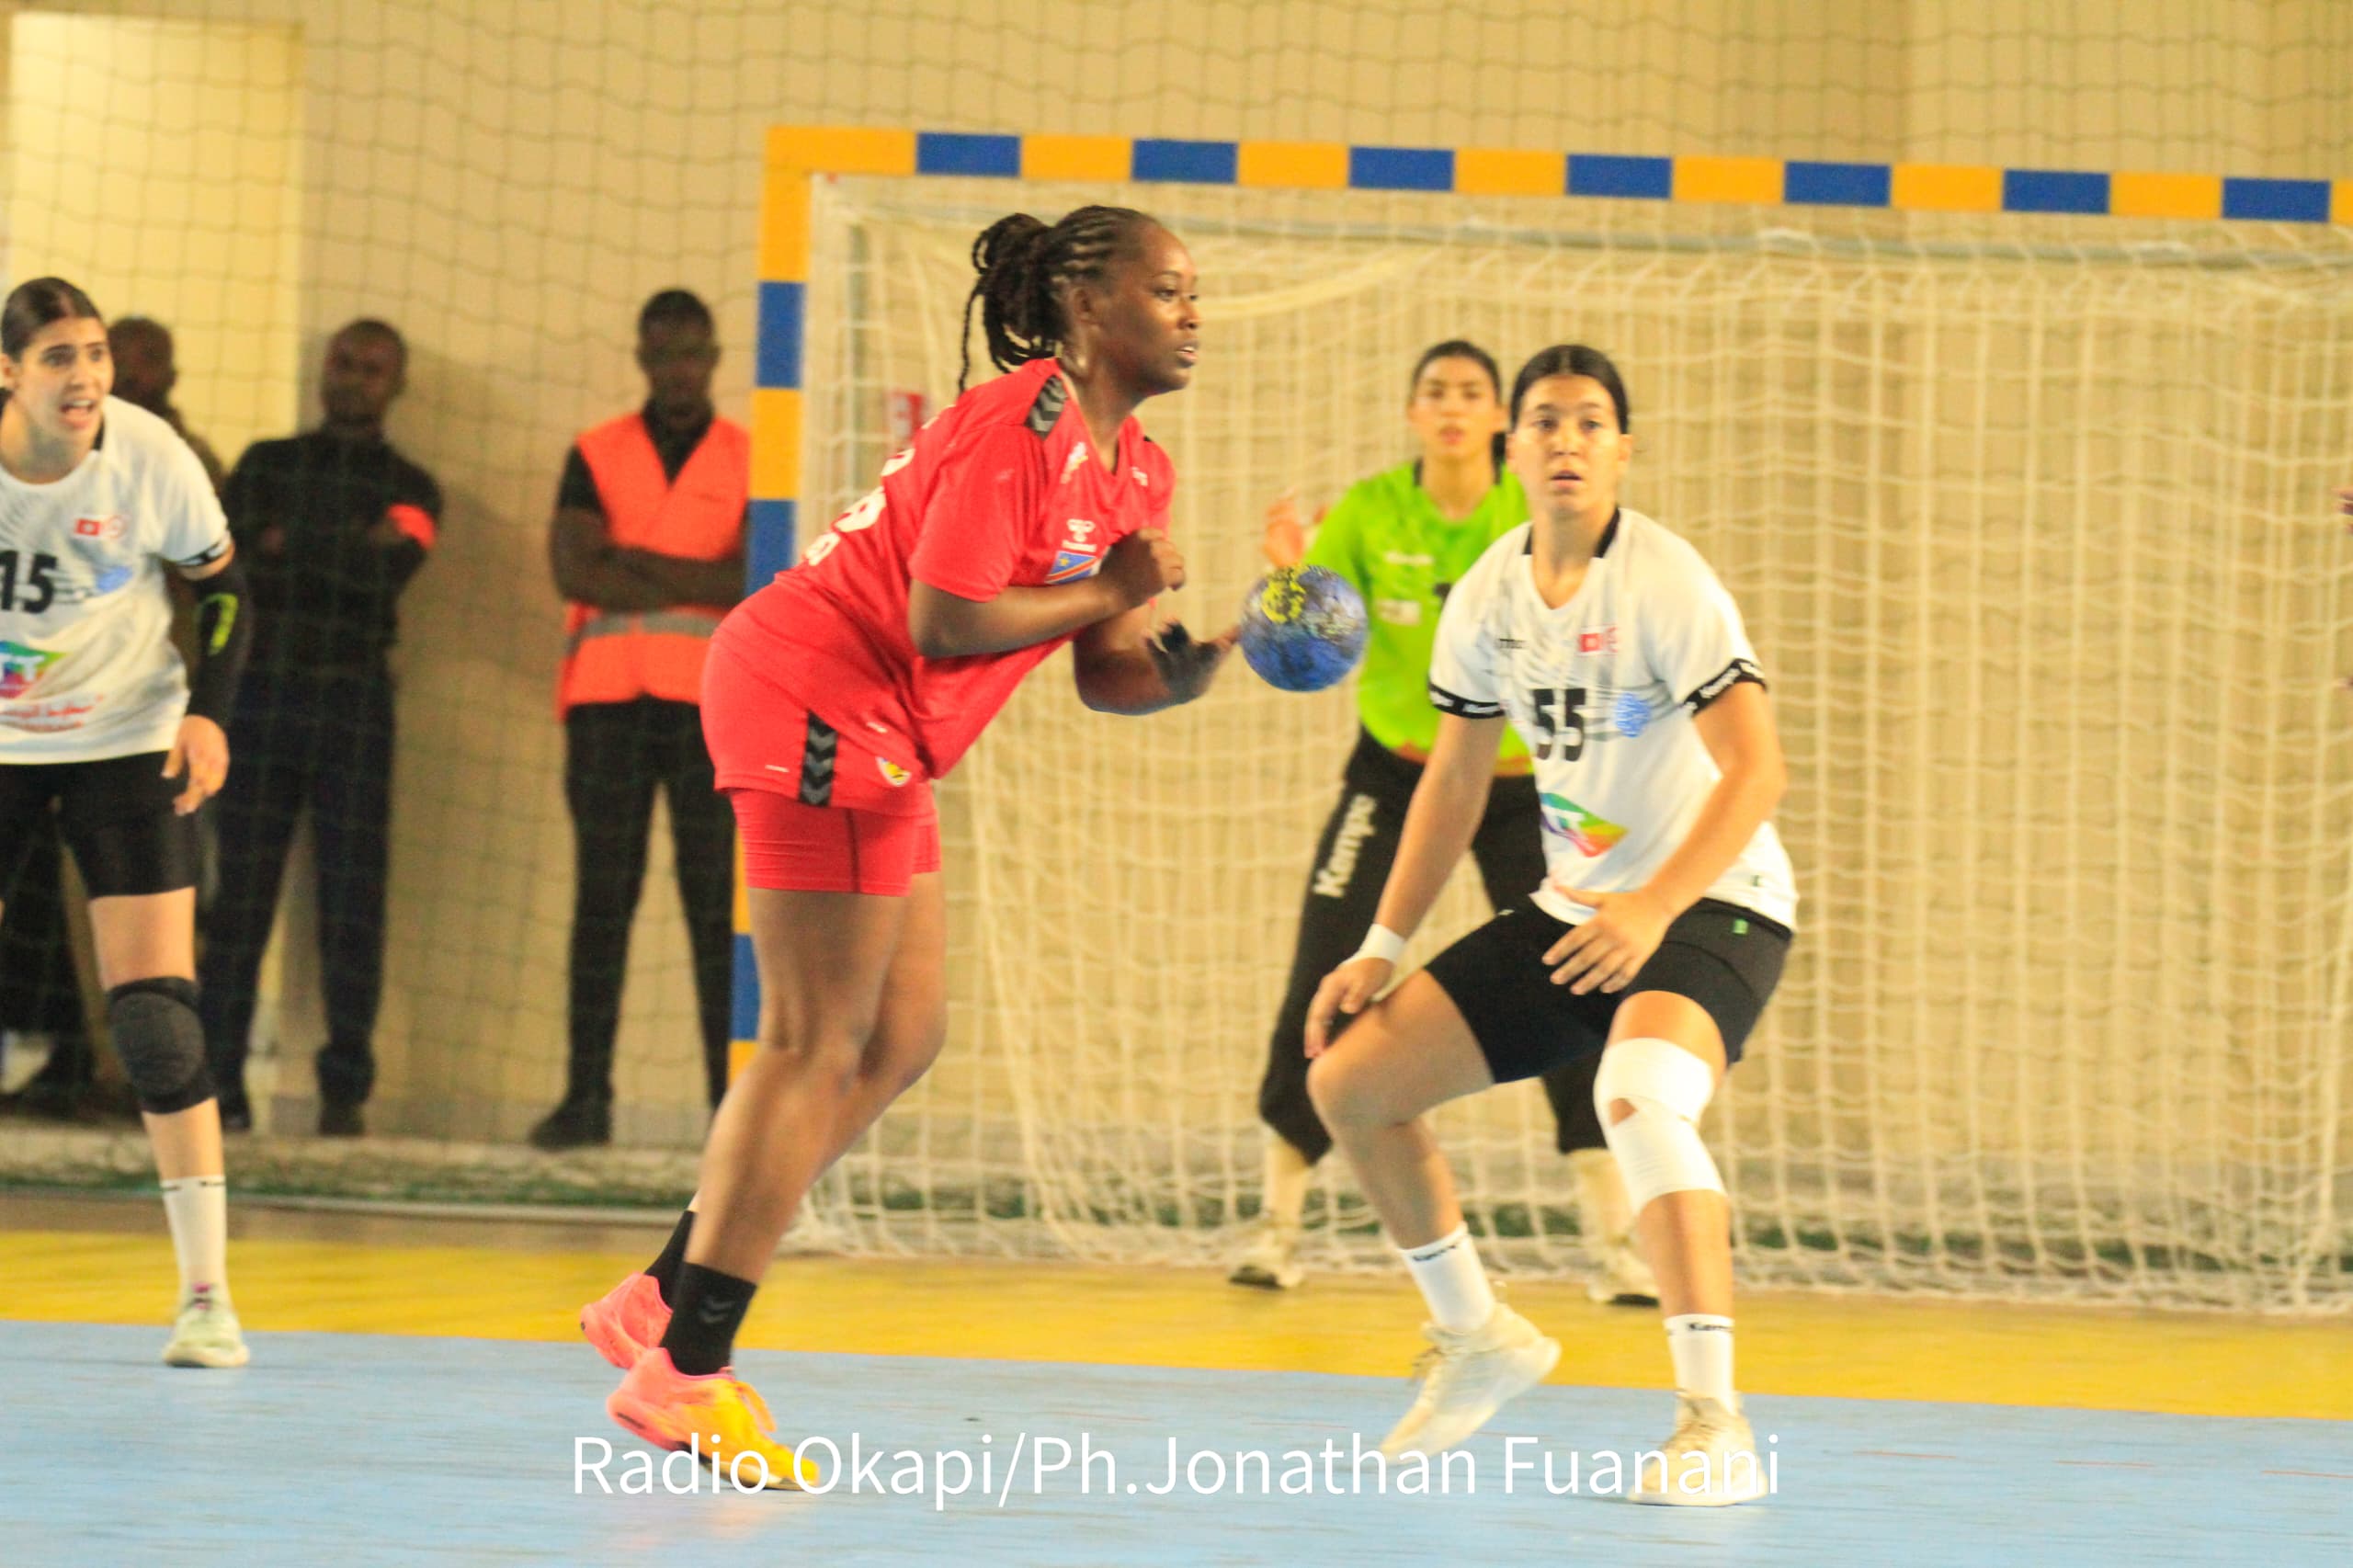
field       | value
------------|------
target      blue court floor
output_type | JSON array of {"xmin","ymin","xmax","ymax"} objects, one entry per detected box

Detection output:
[{"xmin": 3, "ymin": 1324, "xmax": 2347, "ymax": 1567}]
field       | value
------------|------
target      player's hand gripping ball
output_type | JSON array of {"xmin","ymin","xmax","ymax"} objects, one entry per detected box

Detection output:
[{"xmin": 1239, "ymin": 566, "xmax": 1369, "ymax": 693}]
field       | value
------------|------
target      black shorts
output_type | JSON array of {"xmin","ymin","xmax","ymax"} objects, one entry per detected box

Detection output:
[
  {"xmin": 1422, "ymin": 898, "xmax": 1790, "ymax": 1085},
  {"xmin": 0, "ymin": 752, "xmax": 199, "ymax": 899}
]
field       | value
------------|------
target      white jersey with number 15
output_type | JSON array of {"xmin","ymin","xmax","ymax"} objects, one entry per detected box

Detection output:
[{"xmin": 0, "ymin": 395, "xmax": 230, "ymax": 762}]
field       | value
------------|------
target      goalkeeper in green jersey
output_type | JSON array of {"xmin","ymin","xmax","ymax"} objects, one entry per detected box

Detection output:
[{"xmin": 1231, "ymin": 340, "xmax": 1653, "ymax": 1306}]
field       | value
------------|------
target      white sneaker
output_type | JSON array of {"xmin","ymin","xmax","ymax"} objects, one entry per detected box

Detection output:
[
  {"xmin": 1228, "ymin": 1218, "xmax": 1304, "ymax": 1290},
  {"xmin": 1586, "ymin": 1243, "xmax": 1660, "ymax": 1306},
  {"xmin": 1378, "ymin": 1302, "xmax": 1561, "ymax": 1460},
  {"xmin": 1630, "ymin": 1393, "xmax": 1768, "ymax": 1506},
  {"xmin": 162, "ymin": 1290, "xmax": 250, "ymax": 1369}
]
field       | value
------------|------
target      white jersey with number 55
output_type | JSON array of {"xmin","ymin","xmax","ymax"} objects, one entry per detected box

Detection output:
[{"xmin": 1427, "ymin": 509, "xmax": 1797, "ymax": 930}]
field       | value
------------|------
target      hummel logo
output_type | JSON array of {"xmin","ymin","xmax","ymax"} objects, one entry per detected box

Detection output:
[{"xmin": 696, "ymin": 1296, "xmax": 739, "ymax": 1325}]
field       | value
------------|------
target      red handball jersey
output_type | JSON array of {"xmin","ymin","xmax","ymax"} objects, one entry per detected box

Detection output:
[{"xmin": 716, "ymin": 358, "xmax": 1174, "ymax": 781}]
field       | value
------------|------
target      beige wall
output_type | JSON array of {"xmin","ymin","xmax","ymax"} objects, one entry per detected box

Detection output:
[
  {"xmin": 1, "ymin": 1, "xmax": 2346, "ymax": 1138},
  {"xmin": 8, "ymin": 12, "xmax": 301, "ymax": 460}
]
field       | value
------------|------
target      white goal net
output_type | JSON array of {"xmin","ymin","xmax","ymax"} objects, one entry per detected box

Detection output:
[{"xmin": 791, "ymin": 175, "xmax": 2353, "ymax": 1311}]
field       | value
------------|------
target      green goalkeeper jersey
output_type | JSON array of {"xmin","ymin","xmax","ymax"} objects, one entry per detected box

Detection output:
[{"xmin": 1302, "ymin": 460, "xmax": 1531, "ymax": 762}]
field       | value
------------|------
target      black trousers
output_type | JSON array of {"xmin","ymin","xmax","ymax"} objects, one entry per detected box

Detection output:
[
  {"xmin": 199, "ymin": 665, "xmax": 396, "ymax": 1109},
  {"xmin": 1257, "ymin": 730, "xmax": 1607, "ymax": 1164},
  {"xmin": 563, "ymin": 698, "xmax": 735, "ymax": 1109}
]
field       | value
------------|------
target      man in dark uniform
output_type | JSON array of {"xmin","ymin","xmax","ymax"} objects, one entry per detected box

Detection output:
[{"xmin": 198, "ymin": 319, "xmax": 442, "ymax": 1136}]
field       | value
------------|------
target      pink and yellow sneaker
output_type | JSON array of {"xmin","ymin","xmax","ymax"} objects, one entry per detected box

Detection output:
[
  {"xmin": 580, "ymin": 1271, "xmax": 670, "ymax": 1369},
  {"xmin": 607, "ymin": 1348, "xmax": 820, "ymax": 1490}
]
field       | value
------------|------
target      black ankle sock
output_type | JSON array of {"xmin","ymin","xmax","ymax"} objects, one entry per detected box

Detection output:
[
  {"xmin": 644, "ymin": 1209, "xmax": 696, "ymax": 1307},
  {"xmin": 662, "ymin": 1263, "xmax": 756, "ymax": 1376}
]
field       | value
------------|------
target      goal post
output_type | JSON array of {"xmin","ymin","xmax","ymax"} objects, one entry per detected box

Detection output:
[{"xmin": 739, "ymin": 127, "xmax": 2353, "ymax": 1310}]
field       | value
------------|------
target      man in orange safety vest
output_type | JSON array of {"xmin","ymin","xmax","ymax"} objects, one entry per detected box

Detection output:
[{"xmin": 534, "ymin": 290, "xmax": 747, "ymax": 1149}]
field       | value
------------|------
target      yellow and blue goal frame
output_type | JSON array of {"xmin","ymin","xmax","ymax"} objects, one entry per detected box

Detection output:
[{"xmin": 730, "ymin": 124, "xmax": 2353, "ymax": 1072}]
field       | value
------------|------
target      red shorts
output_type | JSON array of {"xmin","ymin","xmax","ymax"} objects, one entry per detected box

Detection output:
[
  {"xmin": 727, "ymin": 787, "xmax": 941, "ymax": 896},
  {"xmin": 703, "ymin": 636, "xmax": 941, "ymax": 895}
]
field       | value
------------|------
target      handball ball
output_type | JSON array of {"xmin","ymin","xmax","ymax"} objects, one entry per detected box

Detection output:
[{"xmin": 1239, "ymin": 566, "xmax": 1369, "ymax": 693}]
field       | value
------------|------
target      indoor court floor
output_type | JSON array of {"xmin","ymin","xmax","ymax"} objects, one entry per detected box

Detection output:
[{"xmin": 4, "ymin": 1193, "xmax": 2347, "ymax": 1565}]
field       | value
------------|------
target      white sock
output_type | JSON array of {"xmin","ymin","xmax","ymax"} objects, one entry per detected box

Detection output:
[
  {"xmin": 1263, "ymin": 1135, "xmax": 1312, "ymax": 1230},
  {"xmin": 161, "ymin": 1176, "xmax": 231, "ymax": 1306},
  {"xmin": 1665, "ymin": 1313, "xmax": 1734, "ymax": 1404},
  {"xmin": 1398, "ymin": 1224, "xmax": 1495, "ymax": 1333}
]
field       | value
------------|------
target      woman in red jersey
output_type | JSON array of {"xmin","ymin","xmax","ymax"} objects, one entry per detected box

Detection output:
[{"xmin": 588, "ymin": 206, "xmax": 1228, "ymax": 1482}]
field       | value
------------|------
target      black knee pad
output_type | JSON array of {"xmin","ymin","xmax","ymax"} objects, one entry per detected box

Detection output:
[{"xmin": 108, "ymin": 977, "xmax": 216, "ymax": 1115}]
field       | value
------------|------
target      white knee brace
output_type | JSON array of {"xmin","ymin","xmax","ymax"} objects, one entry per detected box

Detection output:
[{"xmin": 1592, "ymin": 1037, "xmax": 1723, "ymax": 1215}]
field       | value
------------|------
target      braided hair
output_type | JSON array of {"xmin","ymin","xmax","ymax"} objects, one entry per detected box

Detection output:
[{"xmin": 960, "ymin": 205, "xmax": 1158, "ymax": 391}]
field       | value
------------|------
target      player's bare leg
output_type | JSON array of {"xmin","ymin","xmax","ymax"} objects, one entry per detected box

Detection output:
[
  {"xmin": 605, "ymin": 876, "xmax": 946, "ymax": 1487},
  {"xmin": 87, "ymin": 890, "xmax": 246, "ymax": 1368},
  {"xmin": 1594, "ymin": 993, "xmax": 1763, "ymax": 1506},
  {"xmin": 584, "ymin": 876, "xmax": 949, "ymax": 1367},
  {"xmin": 1307, "ymin": 973, "xmax": 1561, "ymax": 1460}
]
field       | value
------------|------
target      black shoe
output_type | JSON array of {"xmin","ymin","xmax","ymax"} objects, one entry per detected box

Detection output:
[
  {"xmin": 318, "ymin": 1098, "xmax": 366, "ymax": 1138},
  {"xmin": 529, "ymin": 1098, "xmax": 611, "ymax": 1151}
]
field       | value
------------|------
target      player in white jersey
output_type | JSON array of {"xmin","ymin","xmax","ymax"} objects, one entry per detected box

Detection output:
[
  {"xmin": 0, "ymin": 278, "xmax": 256, "ymax": 1367},
  {"xmin": 1302, "ymin": 345, "xmax": 1795, "ymax": 1506}
]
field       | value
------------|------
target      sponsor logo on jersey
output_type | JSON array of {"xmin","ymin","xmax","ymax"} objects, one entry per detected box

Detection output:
[
  {"xmin": 93, "ymin": 565, "xmax": 133, "ymax": 596},
  {"xmin": 1375, "ymin": 597, "xmax": 1422, "ymax": 626},
  {"xmin": 0, "ymin": 641, "xmax": 62, "ymax": 699},
  {"xmin": 1045, "ymin": 519, "xmax": 1103, "ymax": 584},
  {"xmin": 74, "ymin": 515, "xmax": 126, "ymax": 541},
  {"xmin": 0, "ymin": 693, "xmax": 97, "ymax": 732},
  {"xmin": 1382, "ymin": 551, "xmax": 1433, "ymax": 567},
  {"xmin": 876, "ymin": 757, "xmax": 911, "ymax": 788},
  {"xmin": 1575, "ymin": 625, "xmax": 1619, "ymax": 655},
  {"xmin": 1539, "ymin": 792, "xmax": 1628, "ymax": 858},
  {"xmin": 1611, "ymin": 691, "xmax": 1651, "ymax": 739},
  {"xmin": 1496, "ymin": 635, "xmax": 1525, "ymax": 650}
]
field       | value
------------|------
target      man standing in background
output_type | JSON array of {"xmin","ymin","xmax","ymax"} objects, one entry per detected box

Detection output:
[
  {"xmin": 529, "ymin": 290, "xmax": 745, "ymax": 1150},
  {"xmin": 109, "ymin": 316, "xmax": 227, "ymax": 492},
  {"xmin": 198, "ymin": 320, "xmax": 441, "ymax": 1136}
]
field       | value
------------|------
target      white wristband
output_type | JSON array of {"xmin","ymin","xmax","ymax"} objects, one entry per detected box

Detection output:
[{"xmin": 1355, "ymin": 924, "xmax": 1407, "ymax": 966}]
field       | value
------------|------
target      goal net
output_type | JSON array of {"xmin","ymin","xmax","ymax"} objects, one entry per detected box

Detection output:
[{"xmin": 786, "ymin": 174, "xmax": 2353, "ymax": 1310}]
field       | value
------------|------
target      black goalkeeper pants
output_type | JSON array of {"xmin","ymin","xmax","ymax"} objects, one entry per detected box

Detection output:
[{"xmin": 1256, "ymin": 729, "xmax": 1607, "ymax": 1164}]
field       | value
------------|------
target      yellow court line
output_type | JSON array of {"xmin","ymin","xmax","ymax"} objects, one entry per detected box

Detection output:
[{"xmin": 4, "ymin": 1231, "xmax": 2345, "ymax": 1420}]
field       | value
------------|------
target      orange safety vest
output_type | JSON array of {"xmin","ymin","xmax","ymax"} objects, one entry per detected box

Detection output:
[{"xmin": 557, "ymin": 411, "xmax": 748, "ymax": 717}]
